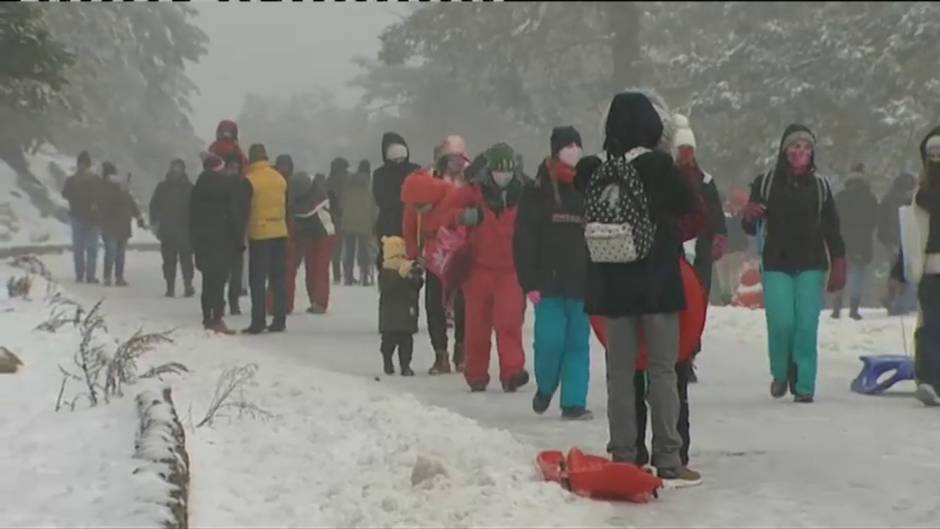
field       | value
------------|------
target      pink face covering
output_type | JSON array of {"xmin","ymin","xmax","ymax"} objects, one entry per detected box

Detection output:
[{"xmin": 557, "ymin": 145, "xmax": 583, "ymax": 168}]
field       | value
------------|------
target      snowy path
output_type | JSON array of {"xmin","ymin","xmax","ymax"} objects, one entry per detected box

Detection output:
[{"xmin": 47, "ymin": 251, "xmax": 940, "ymax": 528}]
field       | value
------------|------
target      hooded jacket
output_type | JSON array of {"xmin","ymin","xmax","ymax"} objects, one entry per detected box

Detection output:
[
  {"xmin": 208, "ymin": 120, "xmax": 248, "ymax": 171},
  {"xmin": 574, "ymin": 89, "xmax": 697, "ymax": 316},
  {"xmin": 835, "ymin": 176, "xmax": 879, "ymax": 264},
  {"xmin": 742, "ymin": 124, "xmax": 845, "ymax": 272},
  {"xmin": 374, "ymin": 132, "xmax": 421, "ymax": 238},
  {"xmin": 327, "ymin": 158, "xmax": 349, "ymax": 227},
  {"xmin": 149, "ymin": 169, "xmax": 193, "ymax": 245},
  {"xmin": 513, "ymin": 158, "xmax": 588, "ymax": 299},
  {"xmin": 63, "ymin": 168, "xmax": 104, "ymax": 225},
  {"xmin": 400, "ymin": 169, "xmax": 456, "ymax": 259},
  {"xmin": 99, "ymin": 179, "xmax": 141, "ymax": 240}
]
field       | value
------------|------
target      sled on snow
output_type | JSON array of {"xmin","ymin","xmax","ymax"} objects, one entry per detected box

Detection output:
[
  {"xmin": 536, "ymin": 448, "xmax": 663, "ymax": 503},
  {"xmin": 850, "ymin": 354, "xmax": 915, "ymax": 395}
]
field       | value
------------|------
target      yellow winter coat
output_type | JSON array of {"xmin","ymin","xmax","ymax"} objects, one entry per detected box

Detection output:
[{"xmin": 246, "ymin": 161, "xmax": 288, "ymax": 240}]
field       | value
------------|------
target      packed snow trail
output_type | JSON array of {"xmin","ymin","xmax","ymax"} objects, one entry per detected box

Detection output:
[{"xmin": 47, "ymin": 251, "xmax": 940, "ymax": 528}]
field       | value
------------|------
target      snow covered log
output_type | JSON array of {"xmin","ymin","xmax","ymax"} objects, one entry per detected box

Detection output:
[{"xmin": 134, "ymin": 387, "xmax": 190, "ymax": 529}]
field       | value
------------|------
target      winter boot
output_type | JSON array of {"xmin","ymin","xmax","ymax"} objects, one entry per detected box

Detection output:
[
  {"xmin": 657, "ymin": 466, "xmax": 703, "ymax": 488},
  {"xmin": 532, "ymin": 392, "xmax": 551, "ymax": 415},
  {"xmin": 469, "ymin": 382, "xmax": 487, "ymax": 392},
  {"xmin": 915, "ymin": 383, "xmax": 940, "ymax": 406},
  {"xmin": 830, "ymin": 310, "xmax": 841, "ymax": 320},
  {"xmin": 307, "ymin": 303, "xmax": 326, "ymax": 315},
  {"xmin": 793, "ymin": 394, "xmax": 814, "ymax": 403},
  {"xmin": 502, "ymin": 370, "xmax": 530, "ymax": 393},
  {"xmin": 399, "ymin": 340, "xmax": 414, "ymax": 376},
  {"xmin": 242, "ymin": 322, "xmax": 266, "ymax": 335},
  {"xmin": 428, "ymin": 350, "xmax": 451, "ymax": 375},
  {"xmin": 267, "ymin": 318, "xmax": 286, "ymax": 333},
  {"xmin": 453, "ymin": 343, "xmax": 465, "ymax": 373},
  {"xmin": 165, "ymin": 282, "xmax": 175, "ymax": 298},
  {"xmin": 849, "ymin": 310, "xmax": 863, "ymax": 321},
  {"xmin": 184, "ymin": 282, "xmax": 196, "ymax": 298},
  {"xmin": 561, "ymin": 407, "xmax": 594, "ymax": 421},
  {"xmin": 210, "ymin": 320, "xmax": 236, "ymax": 335},
  {"xmin": 86, "ymin": 277, "xmax": 100, "ymax": 285},
  {"xmin": 770, "ymin": 380, "xmax": 788, "ymax": 399},
  {"xmin": 116, "ymin": 278, "xmax": 128, "ymax": 287}
]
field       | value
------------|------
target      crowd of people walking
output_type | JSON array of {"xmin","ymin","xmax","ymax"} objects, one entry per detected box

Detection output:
[{"xmin": 60, "ymin": 88, "xmax": 940, "ymax": 489}]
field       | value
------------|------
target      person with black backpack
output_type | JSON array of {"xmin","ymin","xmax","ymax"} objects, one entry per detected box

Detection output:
[
  {"xmin": 574, "ymin": 90, "xmax": 701, "ymax": 487},
  {"xmin": 741, "ymin": 124, "xmax": 846, "ymax": 403}
]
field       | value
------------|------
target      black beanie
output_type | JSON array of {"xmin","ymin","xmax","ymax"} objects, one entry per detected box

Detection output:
[
  {"xmin": 77, "ymin": 150, "xmax": 91, "ymax": 168},
  {"xmin": 101, "ymin": 161, "xmax": 117, "ymax": 177},
  {"xmin": 550, "ymin": 126, "xmax": 582, "ymax": 156}
]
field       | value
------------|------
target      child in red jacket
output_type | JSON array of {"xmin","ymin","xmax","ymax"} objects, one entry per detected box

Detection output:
[{"xmin": 446, "ymin": 143, "xmax": 530, "ymax": 393}]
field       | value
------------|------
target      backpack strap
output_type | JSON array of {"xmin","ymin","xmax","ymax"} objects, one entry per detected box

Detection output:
[
  {"xmin": 759, "ymin": 170, "xmax": 775, "ymax": 203},
  {"xmin": 815, "ymin": 174, "xmax": 831, "ymax": 219}
]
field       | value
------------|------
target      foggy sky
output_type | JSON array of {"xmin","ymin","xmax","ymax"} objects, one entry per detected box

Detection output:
[{"xmin": 188, "ymin": 3, "xmax": 410, "ymax": 144}]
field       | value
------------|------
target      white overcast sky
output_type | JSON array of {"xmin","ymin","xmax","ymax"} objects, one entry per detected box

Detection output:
[{"xmin": 188, "ymin": 3, "xmax": 410, "ymax": 143}]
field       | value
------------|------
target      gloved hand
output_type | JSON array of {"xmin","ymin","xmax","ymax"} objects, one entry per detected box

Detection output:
[
  {"xmin": 712, "ymin": 234, "xmax": 728, "ymax": 261},
  {"xmin": 458, "ymin": 207, "xmax": 483, "ymax": 227},
  {"xmin": 741, "ymin": 202, "xmax": 766, "ymax": 223},
  {"xmin": 827, "ymin": 257, "xmax": 847, "ymax": 293},
  {"xmin": 527, "ymin": 291, "xmax": 542, "ymax": 306}
]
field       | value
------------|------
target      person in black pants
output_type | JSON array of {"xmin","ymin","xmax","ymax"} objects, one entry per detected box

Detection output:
[
  {"xmin": 150, "ymin": 158, "xmax": 195, "ymax": 298},
  {"xmin": 189, "ymin": 154, "xmax": 242, "ymax": 333},
  {"xmin": 242, "ymin": 144, "xmax": 289, "ymax": 334},
  {"xmin": 223, "ymin": 155, "xmax": 251, "ymax": 315},
  {"xmin": 327, "ymin": 157, "xmax": 349, "ymax": 284}
]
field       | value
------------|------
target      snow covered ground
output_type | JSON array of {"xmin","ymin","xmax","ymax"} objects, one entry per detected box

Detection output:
[{"xmin": 5, "ymin": 251, "xmax": 940, "ymax": 528}]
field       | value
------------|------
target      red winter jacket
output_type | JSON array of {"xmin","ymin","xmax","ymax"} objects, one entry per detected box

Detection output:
[
  {"xmin": 443, "ymin": 183, "xmax": 518, "ymax": 271},
  {"xmin": 208, "ymin": 120, "xmax": 248, "ymax": 172},
  {"xmin": 401, "ymin": 169, "xmax": 457, "ymax": 259}
]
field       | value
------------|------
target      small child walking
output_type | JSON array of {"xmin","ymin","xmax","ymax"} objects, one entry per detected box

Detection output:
[{"xmin": 379, "ymin": 236, "xmax": 424, "ymax": 376}]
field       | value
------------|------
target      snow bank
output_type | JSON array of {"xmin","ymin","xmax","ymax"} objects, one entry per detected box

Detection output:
[
  {"xmin": 0, "ymin": 262, "xmax": 177, "ymax": 527},
  {"xmin": 0, "ymin": 160, "xmax": 71, "ymax": 248},
  {"xmin": 179, "ymin": 340, "xmax": 613, "ymax": 528}
]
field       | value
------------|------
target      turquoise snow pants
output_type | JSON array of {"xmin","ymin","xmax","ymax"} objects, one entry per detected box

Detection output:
[
  {"xmin": 533, "ymin": 297, "xmax": 590, "ymax": 409},
  {"xmin": 762, "ymin": 271, "xmax": 826, "ymax": 396}
]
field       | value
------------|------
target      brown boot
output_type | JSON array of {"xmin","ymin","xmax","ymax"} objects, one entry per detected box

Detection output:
[
  {"xmin": 428, "ymin": 350, "xmax": 451, "ymax": 375},
  {"xmin": 210, "ymin": 320, "xmax": 236, "ymax": 335},
  {"xmin": 453, "ymin": 343, "xmax": 465, "ymax": 373}
]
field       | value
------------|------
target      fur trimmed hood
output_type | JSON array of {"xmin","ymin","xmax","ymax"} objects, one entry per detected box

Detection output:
[{"xmin": 601, "ymin": 88, "xmax": 675, "ymax": 157}]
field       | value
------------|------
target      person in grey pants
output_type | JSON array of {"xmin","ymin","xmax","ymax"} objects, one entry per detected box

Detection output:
[{"xmin": 573, "ymin": 89, "xmax": 702, "ymax": 485}]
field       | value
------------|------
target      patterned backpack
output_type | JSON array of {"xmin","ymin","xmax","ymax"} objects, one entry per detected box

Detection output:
[{"xmin": 583, "ymin": 147, "xmax": 655, "ymax": 263}]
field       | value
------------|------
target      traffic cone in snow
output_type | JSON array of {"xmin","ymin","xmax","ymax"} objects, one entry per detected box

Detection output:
[{"xmin": 733, "ymin": 260, "xmax": 764, "ymax": 309}]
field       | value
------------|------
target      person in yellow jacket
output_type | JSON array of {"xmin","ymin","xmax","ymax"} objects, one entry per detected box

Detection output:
[{"xmin": 243, "ymin": 143, "xmax": 289, "ymax": 334}]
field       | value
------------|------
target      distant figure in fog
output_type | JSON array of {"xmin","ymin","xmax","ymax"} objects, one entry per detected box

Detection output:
[
  {"xmin": 62, "ymin": 150, "xmax": 103, "ymax": 284},
  {"xmin": 286, "ymin": 171, "xmax": 337, "ymax": 314},
  {"xmin": 223, "ymin": 154, "xmax": 251, "ymax": 315},
  {"xmin": 327, "ymin": 157, "xmax": 349, "ymax": 284},
  {"xmin": 340, "ymin": 159, "xmax": 377, "ymax": 286},
  {"xmin": 99, "ymin": 161, "xmax": 144, "ymax": 287},
  {"xmin": 831, "ymin": 163, "xmax": 878, "ymax": 320},
  {"xmin": 150, "ymin": 158, "xmax": 195, "ymax": 298},
  {"xmin": 879, "ymin": 171, "xmax": 918, "ymax": 315}
]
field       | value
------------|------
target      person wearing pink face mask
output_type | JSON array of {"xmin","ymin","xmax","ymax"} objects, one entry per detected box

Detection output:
[
  {"xmin": 514, "ymin": 126, "xmax": 592, "ymax": 420},
  {"xmin": 742, "ymin": 124, "xmax": 846, "ymax": 403}
]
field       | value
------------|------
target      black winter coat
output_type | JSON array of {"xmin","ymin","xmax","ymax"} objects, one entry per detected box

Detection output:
[
  {"xmin": 149, "ymin": 173, "xmax": 193, "ymax": 245},
  {"xmin": 378, "ymin": 268, "xmax": 423, "ymax": 333},
  {"xmin": 513, "ymin": 160, "xmax": 588, "ymax": 299},
  {"xmin": 373, "ymin": 132, "xmax": 420, "ymax": 238},
  {"xmin": 62, "ymin": 170, "xmax": 103, "ymax": 225},
  {"xmin": 189, "ymin": 170, "xmax": 243, "ymax": 273},
  {"xmin": 835, "ymin": 177, "xmax": 879, "ymax": 264},
  {"xmin": 742, "ymin": 124, "xmax": 845, "ymax": 273},
  {"xmin": 99, "ymin": 180, "xmax": 141, "ymax": 240}
]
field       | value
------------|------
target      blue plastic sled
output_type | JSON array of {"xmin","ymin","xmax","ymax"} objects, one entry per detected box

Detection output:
[{"xmin": 851, "ymin": 355, "xmax": 915, "ymax": 395}]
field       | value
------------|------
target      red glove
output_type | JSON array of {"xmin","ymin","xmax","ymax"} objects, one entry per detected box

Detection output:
[
  {"xmin": 742, "ymin": 202, "xmax": 766, "ymax": 224},
  {"xmin": 712, "ymin": 234, "xmax": 728, "ymax": 261},
  {"xmin": 827, "ymin": 257, "xmax": 847, "ymax": 292}
]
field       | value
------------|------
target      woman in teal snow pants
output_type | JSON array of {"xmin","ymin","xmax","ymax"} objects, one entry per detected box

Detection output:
[
  {"xmin": 742, "ymin": 124, "xmax": 846, "ymax": 402},
  {"xmin": 513, "ymin": 126, "xmax": 593, "ymax": 419}
]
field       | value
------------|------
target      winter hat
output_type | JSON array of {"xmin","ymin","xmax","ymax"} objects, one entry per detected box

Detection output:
[
  {"xmin": 381, "ymin": 236, "xmax": 408, "ymax": 262},
  {"xmin": 385, "ymin": 144, "xmax": 408, "ymax": 162},
  {"xmin": 330, "ymin": 157, "xmax": 349, "ymax": 177},
  {"xmin": 550, "ymin": 126, "xmax": 583, "ymax": 156},
  {"xmin": 290, "ymin": 171, "xmax": 314, "ymax": 196},
  {"xmin": 483, "ymin": 143, "xmax": 516, "ymax": 172},
  {"xmin": 202, "ymin": 154, "xmax": 224, "ymax": 172},
  {"xmin": 926, "ymin": 135, "xmax": 940, "ymax": 156},
  {"xmin": 357, "ymin": 159, "xmax": 371, "ymax": 174},
  {"xmin": 275, "ymin": 154, "xmax": 294, "ymax": 177},
  {"xmin": 603, "ymin": 88, "xmax": 675, "ymax": 156},
  {"xmin": 781, "ymin": 129, "xmax": 815, "ymax": 152},
  {"xmin": 77, "ymin": 150, "xmax": 91, "ymax": 168},
  {"xmin": 248, "ymin": 144, "xmax": 268, "ymax": 163},
  {"xmin": 101, "ymin": 161, "xmax": 117, "ymax": 177},
  {"xmin": 441, "ymin": 135, "xmax": 470, "ymax": 161},
  {"xmin": 673, "ymin": 114, "xmax": 696, "ymax": 150}
]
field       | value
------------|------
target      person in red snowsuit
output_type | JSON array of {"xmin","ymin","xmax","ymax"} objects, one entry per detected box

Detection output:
[
  {"xmin": 401, "ymin": 168, "xmax": 457, "ymax": 373},
  {"xmin": 208, "ymin": 120, "xmax": 248, "ymax": 173},
  {"xmin": 444, "ymin": 143, "xmax": 530, "ymax": 393}
]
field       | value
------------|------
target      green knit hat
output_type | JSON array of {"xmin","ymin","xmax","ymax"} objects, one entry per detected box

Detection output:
[{"xmin": 484, "ymin": 143, "xmax": 516, "ymax": 172}]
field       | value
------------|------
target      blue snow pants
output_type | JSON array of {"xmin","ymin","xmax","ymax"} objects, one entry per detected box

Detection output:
[{"xmin": 533, "ymin": 297, "xmax": 590, "ymax": 409}]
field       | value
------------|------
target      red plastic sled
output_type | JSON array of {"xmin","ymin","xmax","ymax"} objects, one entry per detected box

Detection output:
[
  {"xmin": 537, "ymin": 448, "xmax": 663, "ymax": 503},
  {"xmin": 590, "ymin": 257, "xmax": 707, "ymax": 368},
  {"xmin": 423, "ymin": 225, "xmax": 472, "ymax": 307}
]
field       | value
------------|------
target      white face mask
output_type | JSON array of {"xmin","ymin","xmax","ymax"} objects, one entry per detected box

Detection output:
[
  {"xmin": 492, "ymin": 171, "xmax": 514, "ymax": 188},
  {"xmin": 558, "ymin": 145, "xmax": 583, "ymax": 168}
]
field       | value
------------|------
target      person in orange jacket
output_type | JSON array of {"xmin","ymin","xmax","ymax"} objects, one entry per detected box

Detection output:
[
  {"xmin": 400, "ymin": 168, "xmax": 458, "ymax": 374},
  {"xmin": 444, "ymin": 143, "xmax": 530, "ymax": 393}
]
